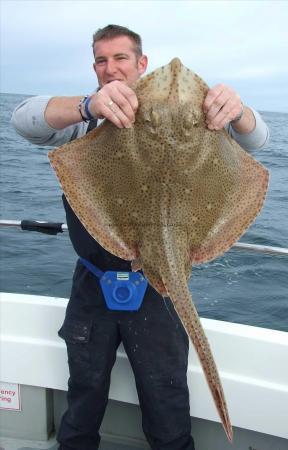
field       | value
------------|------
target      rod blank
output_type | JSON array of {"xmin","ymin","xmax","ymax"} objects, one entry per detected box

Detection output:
[{"xmin": 0, "ymin": 219, "xmax": 287, "ymax": 256}]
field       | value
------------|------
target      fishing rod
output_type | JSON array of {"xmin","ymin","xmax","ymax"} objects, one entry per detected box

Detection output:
[
  {"xmin": 0, "ymin": 219, "xmax": 67, "ymax": 235},
  {"xmin": 0, "ymin": 219, "xmax": 287, "ymax": 256}
]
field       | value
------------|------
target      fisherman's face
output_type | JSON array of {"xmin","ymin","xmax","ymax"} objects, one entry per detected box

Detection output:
[{"xmin": 93, "ymin": 36, "xmax": 148, "ymax": 88}]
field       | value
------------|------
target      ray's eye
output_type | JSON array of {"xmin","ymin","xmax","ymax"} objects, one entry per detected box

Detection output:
[
  {"xmin": 183, "ymin": 112, "xmax": 194, "ymax": 130},
  {"xmin": 151, "ymin": 110, "xmax": 160, "ymax": 128},
  {"xmin": 182, "ymin": 110, "xmax": 201, "ymax": 136},
  {"xmin": 143, "ymin": 108, "xmax": 161, "ymax": 136}
]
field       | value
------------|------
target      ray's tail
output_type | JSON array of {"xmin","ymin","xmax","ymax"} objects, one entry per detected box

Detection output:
[
  {"xmin": 140, "ymin": 227, "xmax": 233, "ymax": 442},
  {"xmin": 163, "ymin": 275, "xmax": 233, "ymax": 442}
]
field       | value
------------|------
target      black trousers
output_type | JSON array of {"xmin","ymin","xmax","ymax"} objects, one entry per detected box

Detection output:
[{"xmin": 57, "ymin": 262, "xmax": 195, "ymax": 450}]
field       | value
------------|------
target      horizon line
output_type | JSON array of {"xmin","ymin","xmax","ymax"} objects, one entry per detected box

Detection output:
[{"xmin": 1, "ymin": 91, "xmax": 287, "ymax": 116}]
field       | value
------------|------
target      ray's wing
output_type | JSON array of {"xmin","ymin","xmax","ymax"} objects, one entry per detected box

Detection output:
[
  {"xmin": 49, "ymin": 120, "xmax": 146, "ymax": 261},
  {"xmin": 185, "ymin": 130, "xmax": 269, "ymax": 264},
  {"xmin": 134, "ymin": 59, "xmax": 269, "ymax": 265}
]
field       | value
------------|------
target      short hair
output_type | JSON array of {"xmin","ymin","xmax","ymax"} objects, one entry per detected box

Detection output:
[{"xmin": 92, "ymin": 24, "xmax": 143, "ymax": 57}]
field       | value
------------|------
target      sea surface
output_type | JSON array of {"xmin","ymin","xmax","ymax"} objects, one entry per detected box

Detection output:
[{"xmin": 0, "ymin": 93, "xmax": 287, "ymax": 332}]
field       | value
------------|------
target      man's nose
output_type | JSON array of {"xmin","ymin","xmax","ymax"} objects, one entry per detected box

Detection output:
[{"xmin": 105, "ymin": 59, "xmax": 117, "ymax": 74}]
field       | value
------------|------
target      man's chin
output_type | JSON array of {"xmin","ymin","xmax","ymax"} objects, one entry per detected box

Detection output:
[
  {"xmin": 100, "ymin": 79, "xmax": 135, "ymax": 88},
  {"xmin": 105, "ymin": 79, "xmax": 125, "ymax": 84}
]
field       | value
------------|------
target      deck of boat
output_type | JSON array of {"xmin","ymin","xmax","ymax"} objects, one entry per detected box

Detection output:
[{"xmin": 0, "ymin": 434, "xmax": 147, "ymax": 450}]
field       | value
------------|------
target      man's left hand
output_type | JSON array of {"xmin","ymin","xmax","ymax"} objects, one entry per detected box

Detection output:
[{"xmin": 203, "ymin": 84, "xmax": 243, "ymax": 130}]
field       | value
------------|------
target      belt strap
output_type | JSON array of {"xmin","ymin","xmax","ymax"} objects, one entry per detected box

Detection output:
[{"xmin": 79, "ymin": 257, "xmax": 104, "ymax": 278}]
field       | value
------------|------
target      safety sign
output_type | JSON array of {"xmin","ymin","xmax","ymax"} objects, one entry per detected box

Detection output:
[{"xmin": 0, "ymin": 381, "xmax": 21, "ymax": 411}]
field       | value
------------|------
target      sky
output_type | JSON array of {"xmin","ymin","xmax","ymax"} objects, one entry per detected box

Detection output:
[{"xmin": 1, "ymin": 0, "xmax": 288, "ymax": 113}]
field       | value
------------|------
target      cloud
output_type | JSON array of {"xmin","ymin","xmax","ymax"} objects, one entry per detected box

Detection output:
[{"xmin": 1, "ymin": 0, "xmax": 288, "ymax": 112}]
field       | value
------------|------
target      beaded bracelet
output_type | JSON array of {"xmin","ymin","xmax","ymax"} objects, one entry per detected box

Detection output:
[
  {"xmin": 78, "ymin": 95, "xmax": 89, "ymax": 122},
  {"xmin": 78, "ymin": 95, "xmax": 95, "ymax": 122},
  {"xmin": 83, "ymin": 96, "xmax": 95, "ymax": 121}
]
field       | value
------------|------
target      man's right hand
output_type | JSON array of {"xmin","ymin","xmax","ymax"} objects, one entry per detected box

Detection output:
[{"xmin": 88, "ymin": 81, "xmax": 139, "ymax": 128}]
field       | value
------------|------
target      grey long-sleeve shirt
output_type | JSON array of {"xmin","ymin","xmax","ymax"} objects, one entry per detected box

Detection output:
[{"xmin": 11, "ymin": 95, "xmax": 270, "ymax": 150}]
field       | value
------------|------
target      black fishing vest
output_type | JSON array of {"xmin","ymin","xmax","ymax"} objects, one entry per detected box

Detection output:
[{"xmin": 62, "ymin": 119, "xmax": 132, "ymax": 272}]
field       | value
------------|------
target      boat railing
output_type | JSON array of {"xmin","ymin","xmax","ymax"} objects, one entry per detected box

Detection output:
[{"xmin": 0, "ymin": 219, "xmax": 287, "ymax": 256}]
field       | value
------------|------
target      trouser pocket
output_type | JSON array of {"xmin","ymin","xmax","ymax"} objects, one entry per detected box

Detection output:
[
  {"xmin": 58, "ymin": 316, "xmax": 93, "ymax": 343},
  {"xmin": 58, "ymin": 316, "xmax": 93, "ymax": 384}
]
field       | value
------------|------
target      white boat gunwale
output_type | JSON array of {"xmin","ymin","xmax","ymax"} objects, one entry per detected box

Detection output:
[{"xmin": 1, "ymin": 291, "xmax": 287, "ymax": 440}]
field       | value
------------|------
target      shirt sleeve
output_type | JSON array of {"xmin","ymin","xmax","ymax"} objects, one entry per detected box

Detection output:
[
  {"xmin": 225, "ymin": 108, "xmax": 269, "ymax": 151},
  {"xmin": 11, "ymin": 95, "xmax": 88, "ymax": 146}
]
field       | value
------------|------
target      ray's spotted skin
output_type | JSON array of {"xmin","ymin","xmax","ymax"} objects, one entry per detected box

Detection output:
[{"xmin": 49, "ymin": 58, "xmax": 269, "ymax": 442}]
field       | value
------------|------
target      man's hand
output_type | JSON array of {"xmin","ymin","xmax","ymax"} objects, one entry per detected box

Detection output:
[
  {"xmin": 203, "ymin": 84, "xmax": 243, "ymax": 131},
  {"xmin": 88, "ymin": 81, "xmax": 138, "ymax": 128}
]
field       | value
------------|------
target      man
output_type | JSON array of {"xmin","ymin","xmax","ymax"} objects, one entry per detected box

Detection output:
[{"xmin": 12, "ymin": 25, "xmax": 269, "ymax": 450}]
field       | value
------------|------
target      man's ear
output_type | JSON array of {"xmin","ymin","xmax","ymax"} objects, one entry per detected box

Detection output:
[{"xmin": 138, "ymin": 55, "xmax": 148, "ymax": 76}]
